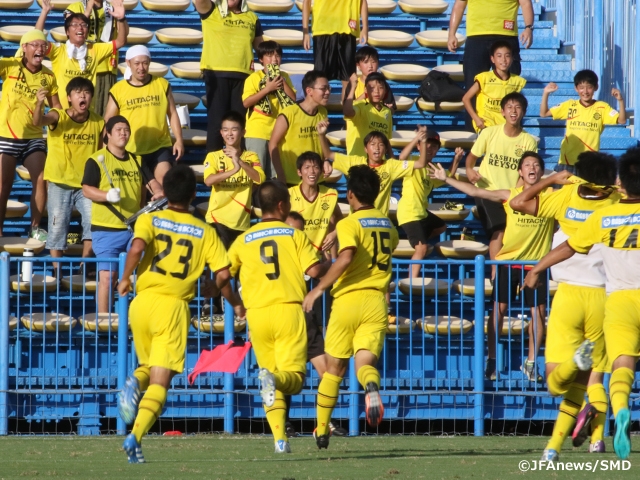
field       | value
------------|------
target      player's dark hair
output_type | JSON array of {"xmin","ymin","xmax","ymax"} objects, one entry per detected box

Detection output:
[
  {"xmin": 163, "ymin": 164, "xmax": 196, "ymax": 205},
  {"xmin": 347, "ymin": 165, "xmax": 380, "ymax": 206},
  {"xmin": 66, "ymin": 76, "xmax": 94, "ymax": 97},
  {"xmin": 365, "ymin": 72, "xmax": 387, "ymax": 87},
  {"xmin": 256, "ymin": 40, "xmax": 283, "ymax": 60},
  {"xmin": 64, "ymin": 13, "xmax": 89, "ymax": 32},
  {"xmin": 221, "ymin": 110, "xmax": 246, "ymax": 130},
  {"xmin": 258, "ymin": 180, "xmax": 290, "ymax": 214},
  {"xmin": 302, "ymin": 70, "xmax": 328, "ymax": 93},
  {"xmin": 104, "ymin": 115, "xmax": 130, "ymax": 143},
  {"xmin": 575, "ymin": 151, "xmax": 617, "ymax": 185},
  {"xmin": 286, "ymin": 211, "xmax": 305, "ymax": 228},
  {"xmin": 490, "ymin": 40, "xmax": 513, "ymax": 56},
  {"xmin": 618, "ymin": 147, "xmax": 640, "ymax": 197},
  {"xmin": 296, "ymin": 151, "xmax": 323, "ymax": 171},
  {"xmin": 355, "ymin": 45, "xmax": 379, "ymax": 64},
  {"xmin": 363, "ymin": 131, "xmax": 391, "ymax": 155},
  {"xmin": 517, "ymin": 151, "xmax": 545, "ymax": 171},
  {"xmin": 574, "ymin": 69, "xmax": 599, "ymax": 88},
  {"xmin": 501, "ymin": 92, "xmax": 528, "ymax": 112}
]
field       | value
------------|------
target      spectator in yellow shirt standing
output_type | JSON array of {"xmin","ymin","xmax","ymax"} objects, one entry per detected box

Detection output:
[{"xmin": 540, "ymin": 69, "xmax": 626, "ymax": 173}]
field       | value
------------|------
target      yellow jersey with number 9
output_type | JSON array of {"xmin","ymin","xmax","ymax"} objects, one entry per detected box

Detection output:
[
  {"xmin": 134, "ymin": 209, "xmax": 231, "ymax": 302},
  {"xmin": 228, "ymin": 219, "xmax": 321, "ymax": 309},
  {"xmin": 331, "ymin": 207, "xmax": 399, "ymax": 298}
]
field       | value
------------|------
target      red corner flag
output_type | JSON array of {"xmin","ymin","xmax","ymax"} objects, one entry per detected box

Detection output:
[{"xmin": 188, "ymin": 340, "xmax": 252, "ymax": 384}]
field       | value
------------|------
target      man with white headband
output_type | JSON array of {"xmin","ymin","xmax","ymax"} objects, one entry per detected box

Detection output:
[
  {"xmin": 0, "ymin": 29, "xmax": 60, "ymax": 240},
  {"xmin": 35, "ymin": 0, "xmax": 128, "ymax": 109},
  {"xmin": 104, "ymin": 45, "xmax": 184, "ymax": 185}
]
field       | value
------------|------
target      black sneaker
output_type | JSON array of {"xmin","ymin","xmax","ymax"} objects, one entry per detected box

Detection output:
[
  {"xmin": 329, "ymin": 421, "xmax": 348, "ymax": 437},
  {"xmin": 313, "ymin": 428, "xmax": 330, "ymax": 449},
  {"xmin": 485, "ymin": 358, "xmax": 497, "ymax": 380},
  {"xmin": 285, "ymin": 421, "xmax": 297, "ymax": 438}
]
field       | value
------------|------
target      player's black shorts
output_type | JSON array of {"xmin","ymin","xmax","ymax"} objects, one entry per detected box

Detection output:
[
  {"xmin": 140, "ymin": 147, "xmax": 175, "ymax": 175},
  {"xmin": 212, "ymin": 222, "xmax": 243, "ymax": 250},
  {"xmin": 493, "ymin": 265, "xmax": 548, "ymax": 307},
  {"xmin": 313, "ymin": 33, "xmax": 357, "ymax": 81},
  {"xmin": 401, "ymin": 214, "xmax": 446, "ymax": 248},
  {"xmin": 475, "ymin": 197, "xmax": 506, "ymax": 237},
  {"xmin": 0, "ymin": 137, "xmax": 46, "ymax": 162}
]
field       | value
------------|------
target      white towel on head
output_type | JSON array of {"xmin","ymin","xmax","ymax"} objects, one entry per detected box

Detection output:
[
  {"xmin": 124, "ymin": 45, "xmax": 151, "ymax": 80},
  {"xmin": 66, "ymin": 40, "xmax": 88, "ymax": 71},
  {"xmin": 215, "ymin": 0, "xmax": 248, "ymax": 18}
]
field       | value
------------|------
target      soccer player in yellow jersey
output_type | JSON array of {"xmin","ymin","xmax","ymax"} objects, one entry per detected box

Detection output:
[
  {"xmin": 105, "ymin": 45, "xmax": 185, "ymax": 185},
  {"xmin": 318, "ymin": 122, "xmax": 429, "ymax": 217},
  {"xmin": 430, "ymin": 152, "xmax": 553, "ymax": 382},
  {"xmin": 203, "ymin": 111, "xmax": 265, "ymax": 248},
  {"xmin": 33, "ymin": 77, "xmax": 104, "ymax": 270},
  {"xmin": 541, "ymin": 69, "xmax": 626, "ymax": 172},
  {"xmin": 116, "ymin": 164, "xmax": 238, "ymax": 463},
  {"xmin": 525, "ymin": 148, "xmax": 640, "ymax": 460},
  {"xmin": 510, "ymin": 152, "xmax": 620, "ymax": 460},
  {"xmin": 303, "ymin": 0, "xmax": 368, "ymax": 102},
  {"xmin": 465, "ymin": 92, "xmax": 538, "ymax": 276},
  {"xmin": 36, "ymin": 0, "xmax": 128, "ymax": 109},
  {"xmin": 289, "ymin": 152, "xmax": 342, "ymax": 258},
  {"xmin": 397, "ymin": 131, "xmax": 464, "ymax": 279},
  {"xmin": 242, "ymin": 41, "xmax": 296, "ymax": 178},
  {"xmin": 227, "ymin": 181, "xmax": 328, "ymax": 453},
  {"xmin": 303, "ymin": 165, "xmax": 399, "ymax": 449},
  {"xmin": 269, "ymin": 70, "xmax": 331, "ymax": 186},
  {"xmin": 344, "ymin": 72, "xmax": 393, "ymax": 157},
  {"xmin": 462, "ymin": 41, "xmax": 526, "ymax": 132},
  {"xmin": 0, "ymin": 29, "xmax": 60, "ymax": 238}
]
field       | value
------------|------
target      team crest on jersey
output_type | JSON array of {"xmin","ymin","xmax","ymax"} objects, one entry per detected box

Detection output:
[
  {"xmin": 515, "ymin": 148, "xmax": 523, "ymax": 157},
  {"xmin": 41, "ymin": 78, "xmax": 49, "ymax": 87},
  {"xmin": 84, "ymin": 55, "xmax": 94, "ymax": 70},
  {"xmin": 321, "ymin": 202, "xmax": 329, "ymax": 210},
  {"xmin": 380, "ymin": 172, "xmax": 390, "ymax": 180},
  {"xmin": 593, "ymin": 112, "xmax": 601, "ymax": 120}
]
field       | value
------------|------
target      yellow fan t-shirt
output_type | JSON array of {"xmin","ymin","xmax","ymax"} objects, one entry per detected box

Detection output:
[
  {"xmin": 474, "ymin": 70, "xmax": 526, "ymax": 132},
  {"xmin": 466, "ymin": 0, "xmax": 519, "ymax": 37},
  {"xmin": 397, "ymin": 161, "xmax": 446, "ymax": 225},
  {"xmin": 0, "ymin": 58, "xmax": 58, "ymax": 139},
  {"xmin": 471, "ymin": 124, "xmax": 539, "ymax": 190},
  {"xmin": 345, "ymin": 101, "xmax": 393, "ymax": 157},
  {"xmin": 243, "ymin": 70, "xmax": 296, "ymax": 140},
  {"xmin": 203, "ymin": 149, "xmax": 266, "ymax": 231},
  {"xmin": 44, "ymin": 109, "xmax": 104, "ymax": 188},
  {"xmin": 550, "ymin": 100, "xmax": 619, "ymax": 166},
  {"xmin": 331, "ymin": 207, "xmax": 399, "ymax": 298},
  {"xmin": 109, "ymin": 76, "xmax": 173, "ymax": 155},
  {"xmin": 289, "ymin": 184, "xmax": 338, "ymax": 250},
  {"xmin": 228, "ymin": 219, "xmax": 321, "ymax": 308},
  {"xmin": 312, "ymin": 0, "xmax": 362, "ymax": 37},
  {"xmin": 134, "ymin": 208, "xmax": 231, "ymax": 301}
]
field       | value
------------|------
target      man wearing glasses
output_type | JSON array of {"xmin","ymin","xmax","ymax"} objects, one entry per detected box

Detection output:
[
  {"xmin": 269, "ymin": 70, "xmax": 332, "ymax": 187},
  {"xmin": 35, "ymin": 0, "xmax": 128, "ymax": 110},
  {"xmin": 0, "ymin": 29, "xmax": 60, "ymax": 239}
]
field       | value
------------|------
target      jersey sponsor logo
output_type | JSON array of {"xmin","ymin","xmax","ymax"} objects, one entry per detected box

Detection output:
[
  {"xmin": 63, "ymin": 133, "xmax": 96, "ymax": 141},
  {"xmin": 245, "ymin": 227, "xmax": 294, "ymax": 243},
  {"xmin": 359, "ymin": 217, "xmax": 392, "ymax": 229},
  {"xmin": 601, "ymin": 214, "xmax": 640, "ymax": 228},
  {"xmin": 369, "ymin": 121, "xmax": 388, "ymax": 130},
  {"xmin": 125, "ymin": 94, "xmax": 162, "ymax": 107},
  {"xmin": 305, "ymin": 218, "xmax": 330, "ymax": 226},
  {"xmin": 503, "ymin": 20, "xmax": 514, "ymax": 31},
  {"xmin": 112, "ymin": 168, "xmax": 140, "ymax": 180},
  {"xmin": 348, "ymin": 19, "xmax": 357, "ymax": 30},
  {"xmin": 565, "ymin": 207, "xmax": 593, "ymax": 222},
  {"xmin": 487, "ymin": 153, "xmax": 519, "ymax": 170},
  {"xmin": 152, "ymin": 216, "xmax": 204, "ymax": 238},
  {"xmin": 610, "ymin": 109, "xmax": 618, "ymax": 117}
]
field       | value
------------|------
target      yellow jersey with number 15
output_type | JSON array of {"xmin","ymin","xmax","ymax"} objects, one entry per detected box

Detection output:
[
  {"xmin": 289, "ymin": 184, "xmax": 338, "ymax": 250},
  {"xmin": 332, "ymin": 207, "xmax": 399, "ymax": 298},
  {"xmin": 134, "ymin": 208, "xmax": 231, "ymax": 302},
  {"xmin": 228, "ymin": 219, "xmax": 321, "ymax": 309}
]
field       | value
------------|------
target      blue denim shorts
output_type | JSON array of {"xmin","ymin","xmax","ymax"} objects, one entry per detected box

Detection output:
[
  {"xmin": 91, "ymin": 229, "xmax": 132, "ymax": 272},
  {"xmin": 46, "ymin": 183, "xmax": 92, "ymax": 250}
]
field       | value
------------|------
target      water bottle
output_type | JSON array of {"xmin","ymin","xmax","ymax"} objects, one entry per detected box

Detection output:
[{"xmin": 21, "ymin": 248, "xmax": 34, "ymax": 283}]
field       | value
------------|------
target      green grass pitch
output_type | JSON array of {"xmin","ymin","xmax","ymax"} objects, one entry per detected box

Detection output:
[{"xmin": 0, "ymin": 435, "xmax": 636, "ymax": 479}]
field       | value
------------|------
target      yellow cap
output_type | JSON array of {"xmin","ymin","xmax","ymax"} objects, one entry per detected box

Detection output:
[{"xmin": 20, "ymin": 29, "xmax": 47, "ymax": 46}]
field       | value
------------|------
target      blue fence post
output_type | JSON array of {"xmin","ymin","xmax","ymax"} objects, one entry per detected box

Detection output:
[
  {"xmin": 116, "ymin": 253, "xmax": 129, "ymax": 436},
  {"xmin": 473, "ymin": 255, "xmax": 485, "ymax": 436},
  {"xmin": 636, "ymin": 0, "xmax": 640, "ymax": 141},
  {"xmin": 223, "ymin": 282, "xmax": 235, "ymax": 434},
  {"xmin": 591, "ymin": 0, "xmax": 604, "ymax": 99},
  {"xmin": 348, "ymin": 357, "xmax": 359, "ymax": 436},
  {"xmin": 0, "ymin": 252, "xmax": 10, "ymax": 436},
  {"xmin": 573, "ymin": 0, "xmax": 584, "ymax": 71}
]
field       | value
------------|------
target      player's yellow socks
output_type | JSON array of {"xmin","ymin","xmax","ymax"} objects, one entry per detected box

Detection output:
[
  {"xmin": 547, "ymin": 360, "xmax": 579, "ymax": 396},
  {"xmin": 274, "ymin": 371, "xmax": 303, "ymax": 395},
  {"xmin": 610, "ymin": 367, "xmax": 634, "ymax": 417},
  {"xmin": 546, "ymin": 383, "xmax": 585, "ymax": 452},
  {"xmin": 356, "ymin": 365, "xmax": 380, "ymax": 390},
  {"xmin": 316, "ymin": 373, "xmax": 342, "ymax": 436},
  {"xmin": 133, "ymin": 366, "xmax": 150, "ymax": 392},
  {"xmin": 132, "ymin": 384, "xmax": 166, "ymax": 443},
  {"xmin": 587, "ymin": 383, "xmax": 608, "ymax": 443},
  {"xmin": 265, "ymin": 390, "xmax": 287, "ymax": 443}
]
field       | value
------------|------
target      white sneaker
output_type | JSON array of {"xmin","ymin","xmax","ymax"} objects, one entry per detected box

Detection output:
[
  {"xmin": 541, "ymin": 449, "xmax": 559, "ymax": 462},
  {"xmin": 274, "ymin": 440, "xmax": 291, "ymax": 453},
  {"xmin": 258, "ymin": 368, "xmax": 276, "ymax": 407},
  {"xmin": 573, "ymin": 339, "xmax": 595, "ymax": 371}
]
